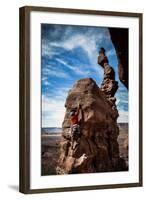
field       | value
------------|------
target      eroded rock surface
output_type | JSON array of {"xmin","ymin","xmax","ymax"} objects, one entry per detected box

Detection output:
[
  {"xmin": 109, "ymin": 28, "xmax": 128, "ymax": 89},
  {"xmin": 56, "ymin": 77, "xmax": 126, "ymax": 174}
]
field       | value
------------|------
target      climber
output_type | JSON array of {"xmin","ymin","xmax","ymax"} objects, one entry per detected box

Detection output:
[{"xmin": 69, "ymin": 103, "xmax": 82, "ymax": 150}]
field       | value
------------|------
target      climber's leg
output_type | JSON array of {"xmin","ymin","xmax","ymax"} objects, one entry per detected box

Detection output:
[
  {"xmin": 71, "ymin": 125, "xmax": 77, "ymax": 150},
  {"xmin": 71, "ymin": 124, "xmax": 81, "ymax": 150}
]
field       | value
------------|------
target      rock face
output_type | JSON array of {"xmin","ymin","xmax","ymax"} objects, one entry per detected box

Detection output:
[
  {"xmin": 98, "ymin": 47, "xmax": 119, "ymax": 111},
  {"xmin": 56, "ymin": 77, "xmax": 126, "ymax": 174},
  {"xmin": 109, "ymin": 28, "xmax": 128, "ymax": 89}
]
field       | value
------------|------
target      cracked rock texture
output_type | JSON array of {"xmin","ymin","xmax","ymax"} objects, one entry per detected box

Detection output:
[{"xmin": 56, "ymin": 75, "xmax": 126, "ymax": 174}]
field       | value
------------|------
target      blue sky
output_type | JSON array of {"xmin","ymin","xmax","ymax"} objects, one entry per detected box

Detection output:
[{"xmin": 41, "ymin": 24, "xmax": 128, "ymax": 127}]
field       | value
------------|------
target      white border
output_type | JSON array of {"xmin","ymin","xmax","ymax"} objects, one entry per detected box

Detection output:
[{"xmin": 30, "ymin": 11, "xmax": 139, "ymax": 189}]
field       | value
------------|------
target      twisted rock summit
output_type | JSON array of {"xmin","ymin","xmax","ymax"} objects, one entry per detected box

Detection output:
[
  {"xmin": 56, "ymin": 76, "xmax": 126, "ymax": 174},
  {"xmin": 98, "ymin": 47, "xmax": 119, "ymax": 110}
]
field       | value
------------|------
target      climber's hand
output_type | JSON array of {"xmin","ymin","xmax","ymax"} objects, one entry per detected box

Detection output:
[
  {"xmin": 82, "ymin": 153, "xmax": 87, "ymax": 161},
  {"xmin": 74, "ymin": 154, "xmax": 88, "ymax": 168}
]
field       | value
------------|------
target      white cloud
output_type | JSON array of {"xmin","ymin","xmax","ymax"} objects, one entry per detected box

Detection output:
[
  {"xmin": 42, "ymin": 95, "xmax": 66, "ymax": 127},
  {"xmin": 41, "ymin": 77, "xmax": 51, "ymax": 86},
  {"xmin": 56, "ymin": 58, "xmax": 74, "ymax": 70},
  {"xmin": 42, "ymin": 27, "xmax": 111, "ymax": 82},
  {"xmin": 50, "ymin": 33, "xmax": 98, "ymax": 64},
  {"xmin": 42, "ymin": 67, "xmax": 70, "ymax": 78},
  {"xmin": 56, "ymin": 58, "xmax": 91, "ymax": 76},
  {"xmin": 42, "ymin": 39, "xmax": 60, "ymax": 58},
  {"xmin": 54, "ymin": 87, "xmax": 70, "ymax": 99},
  {"xmin": 43, "ymin": 80, "xmax": 51, "ymax": 86},
  {"xmin": 48, "ymin": 30, "xmax": 110, "ymax": 79},
  {"xmin": 41, "ymin": 85, "xmax": 70, "ymax": 127},
  {"xmin": 62, "ymin": 34, "xmax": 97, "ymax": 60},
  {"xmin": 116, "ymin": 98, "xmax": 128, "ymax": 106},
  {"xmin": 117, "ymin": 110, "xmax": 128, "ymax": 123}
]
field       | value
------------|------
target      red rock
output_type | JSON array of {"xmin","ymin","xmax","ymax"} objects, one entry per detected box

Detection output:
[{"xmin": 56, "ymin": 76, "xmax": 126, "ymax": 174}]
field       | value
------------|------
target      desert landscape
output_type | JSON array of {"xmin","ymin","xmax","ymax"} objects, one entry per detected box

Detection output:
[
  {"xmin": 41, "ymin": 123, "xmax": 128, "ymax": 176},
  {"xmin": 117, "ymin": 123, "xmax": 128, "ymax": 168},
  {"xmin": 41, "ymin": 128, "xmax": 61, "ymax": 175}
]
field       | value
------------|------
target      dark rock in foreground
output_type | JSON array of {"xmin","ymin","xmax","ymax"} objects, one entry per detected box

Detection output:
[{"xmin": 109, "ymin": 28, "xmax": 128, "ymax": 89}]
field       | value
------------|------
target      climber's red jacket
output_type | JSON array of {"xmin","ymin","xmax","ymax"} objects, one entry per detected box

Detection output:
[{"xmin": 70, "ymin": 114, "xmax": 79, "ymax": 126}]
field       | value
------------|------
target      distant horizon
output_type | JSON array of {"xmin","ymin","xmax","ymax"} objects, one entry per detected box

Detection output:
[{"xmin": 42, "ymin": 122, "xmax": 129, "ymax": 129}]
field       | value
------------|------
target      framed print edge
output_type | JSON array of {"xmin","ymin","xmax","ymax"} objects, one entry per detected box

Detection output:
[
  {"xmin": 138, "ymin": 13, "xmax": 143, "ymax": 188},
  {"xmin": 19, "ymin": 6, "xmax": 143, "ymax": 194},
  {"xmin": 23, "ymin": 183, "xmax": 142, "ymax": 194},
  {"xmin": 19, "ymin": 6, "xmax": 30, "ymax": 194}
]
